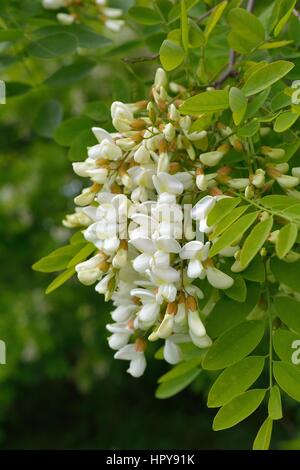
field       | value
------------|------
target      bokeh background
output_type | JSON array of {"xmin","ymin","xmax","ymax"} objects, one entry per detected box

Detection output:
[{"xmin": 1, "ymin": 0, "xmax": 300, "ymax": 450}]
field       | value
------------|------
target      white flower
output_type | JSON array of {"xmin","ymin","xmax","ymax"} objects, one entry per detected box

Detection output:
[
  {"xmin": 276, "ymin": 174, "xmax": 299, "ymax": 189},
  {"xmin": 57, "ymin": 12, "xmax": 75, "ymax": 24},
  {"xmin": 75, "ymin": 254, "xmax": 105, "ymax": 286},
  {"xmin": 200, "ymin": 151, "xmax": 224, "ymax": 167},
  {"xmin": 228, "ymin": 178, "xmax": 249, "ymax": 189},
  {"xmin": 163, "ymin": 338, "xmax": 182, "ymax": 364},
  {"xmin": 163, "ymin": 123, "xmax": 176, "ymax": 142},
  {"xmin": 42, "ymin": 0, "xmax": 69, "ymax": 9},
  {"xmin": 114, "ymin": 343, "xmax": 146, "ymax": 378},
  {"xmin": 154, "ymin": 68, "xmax": 168, "ymax": 90},
  {"xmin": 157, "ymin": 313, "xmax": 174, "ymax": 339},
  {"xmin": 180, "ymin": 241, "xmax": 210, "ymax": 279},
  {"xmin": 105, "ymin": 19, "xmax": 125, "ymax": 32},
  {"xmin": 152, "ymin": 172, "xmax": 184, "ymax": 196}
]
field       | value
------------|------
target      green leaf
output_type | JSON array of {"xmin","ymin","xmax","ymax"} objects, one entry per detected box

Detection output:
[
  {"xmin": 273, "ymin": 361, "xmax": 300, "ymax": 402},
  {"xmin": 274, "ymin": 296, "xmax": 300, "ymax": 335},
  {"xmin": 242, "ymin": 256, "xmax": 265, "ymax": 282},
  {"xmin": 158, "ymin": 357, "xmax": 202, "ymax": 383},
  {"xmin": 202, "ymin": 321, "xmax": 265, "ymax": 370},
  {"xmin": 188, "ymin": 20, "xmax": 205, "ymax": 48},
  {"xmin": 209, "ymin": 212, "xmax": 259, "ymax": 258},
  {"xmin": 0, "ymin": 29, "xmax": 22, "ymax": 42},
  {"xmin": 259, "ymin": 40, "xmax": 293, "ymax": 49},
  {"xmin": 242, "ymin": 61, "xmax": 294, "ymax": 97},
  {"xmin": 207, "ymin": 197, "xmax": 241, "ymax": 227},
  {"xmin": 208, "ymin": 356, "xmax": 265, "ymax": 407},
  {"xmin": 84, "ymin": 101, "xmax": 109, "ymax": 122},
  {"xmin": 240, "ymin": 217, "xmax": 273, "ymax": 269},
  {"xmin": 246, "ymin": 88, "xmax": 271, "ymax": 119},
  {"xmin": 31, "ymin": 25, "xmax": 111, "ymax": 49},
  {"xmin": 206, "ymin": 283, "xmax": 261, "ymax": 337},
  {"xmin": 155, "ymin": 369, "xmax": 200, "ymax": 399},
  {"xmin": 229, "ymin": 87, "xmax": 247, "ymax": 126},
  {"xmin": 210, "ymin": 205, "xmax": 248, "ymax": 239},
  {"xmin": 270, "ymin": 257, "xmax": 300, "ymax": 293},
  {"xmin": 274, "ymin": 0, "xmax": 296, "ymax": 37},
  {"xmin": 67, "ymin": 243, "xmax": 95, "ymax": 268},
  {"xmin": 237, "ymin": 120, "xmax": 259, "ymax": 138},
  {"xmin": 128, "ymin": 7, "xmax": 162, "ymax": 25},
  {"xmin": 27, "ymin": 33, "xmax": 78, "ymax": 59},
  {"xmin": 268, "ymin": 385, "xmax": 282, "ymax": 420},
  {"xmin": 34, "ymin": 100, "xmax": 63, "ymax": 139},
  {"xmin": 260, "ymin": 194, "xmax": 298, "ymax": 210},
  {"xmin": 5, "ymin": 82, "xmax": 31, "ymax": 98},
  {"xmin": 274, "ymin": 111, "xmax": 299, "ymax": 132},
  {"xmin": 228, "ymin": 8, "xmax": 265, "ymax": 54},
  {"xmin": 46, "ymin": 60, "xmax": 95, "ymax": 87},
  {"xmin": 224, "ymin": 275, "xmax": 247, "ymax": 302},
  {"xmin": 68, "ymin": 129, "xmax": 97, "ymax": 162},
  {"xmin": 275, "ymin": 223, "xmax": 298, "ymax": 259},
  {"xmin": 46, "ymin": 267, "xmax": 76, "ymax": 295},
  {"xmin": 204, "ymin": 1, "xmax": 227, "ymax": 40},
  {"xmin": 32, "ymin": 244, "xmax": 85, "ymax": 273},
  {"xmin": 180, "ymin": 90, "xmax": 229, "ymax": 114},
  {"xmin": 159, "ymin": 39, "xmax": 185, "ymax": 71},
  {"xmin": 54, "ymin": 117, "xmax": 93, "ymax": 146},
  {"xmin": 273, "ymin": 329, "xmax": 300, "ymax": 367},
  {"xmin": 168, "ymin": 0, "xmax": 200, "ymax": 23},
  {"xmin": 181, "ymin": 0, "xmax": 189, "ymax": 51},
  {"xmin": 253, "ymin": 417, "xmax": 273, "ymax": 450},
  {"xmin": 213, "ymin": 389, "xmax": 266, "ymax": 431}
]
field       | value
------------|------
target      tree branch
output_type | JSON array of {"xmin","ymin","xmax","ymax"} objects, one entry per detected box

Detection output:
[
  {"xmin": 247, "ymin": 0, "xmax": 255, "ymax": 12},
  {"xmin": 122, "ymin": 53, "xmax": 159, "ymax": 64},
  {"xmin": 214, "ymin": 49, "xmax": 236, "ymax": 88},
  {"xmin": 293, "ymin": 8, "xmax": 300, "ymax": 20}
]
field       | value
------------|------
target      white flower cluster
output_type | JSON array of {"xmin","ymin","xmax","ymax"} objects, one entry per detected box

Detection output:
[
  {"xmin": 42, "ymin": 0, "xmax": 124, "ymax": 31},
  {"xmin": 67, "ymin": 68, "xmax": 300, "ymax": 377}
]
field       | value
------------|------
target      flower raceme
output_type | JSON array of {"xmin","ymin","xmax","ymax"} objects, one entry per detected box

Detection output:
[
  {"xmin": 65, "ymin": 68, "xmax": 300, "ymax": 377},
  {"xmin": 42, "ymin": 0, "xmax": 124, "ymax": 31}
]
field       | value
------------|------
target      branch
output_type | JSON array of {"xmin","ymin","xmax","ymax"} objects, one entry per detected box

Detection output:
[
  {"xmin": 247, "ymin": 0, "xmax": 255, "ymax": 12},
  {"xmin": 293, "ymin": 8, "xmax": 300, "ymax": 20},
  {"xmin": 214, "ymin": 49, "xmax": 236, "ymax": 88},
  {"xmin": 122, "ymin": 53, "xmax": 159, "ymax": 64},
  {"xmin": 194, "ymin": 7, "xmax": 214, "ymax": 23}
]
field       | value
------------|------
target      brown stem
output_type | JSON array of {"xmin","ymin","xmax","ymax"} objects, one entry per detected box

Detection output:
[
  {"xmin": 122, "ymin": 54, "xmax": 159, "ymax": 64},
  {"xmin": 214, "ymin": 49, "xmax": 236, "ymax": 88}
]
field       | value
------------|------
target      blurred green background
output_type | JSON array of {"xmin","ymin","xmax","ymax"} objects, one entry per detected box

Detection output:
[{"xmin": 1, "ymin": 0, "xmax": 300, "ymax": 450}]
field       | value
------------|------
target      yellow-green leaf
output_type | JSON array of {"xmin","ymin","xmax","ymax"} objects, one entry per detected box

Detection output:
[
  {"xmin": 209, "ymin": 211, "xmax": 259, "ymax": 257},
  {"xmin": 180, "ymin": 90, "xmax": 229, "ymax": 114},
  {"xmin": 275, "ymin": 223, "xmax": 298, "ymax": 259},
  {"xmin": 46, "ymin": 267, "xmax": 76, "ymax": 294},
  {"xmin": 253, "ymin": 417, "xmax": 273, "ymax": 450},
  {"xmin": 229, "ymin": 87, "xmax": 247, "ymax": 125},
  {"xmin": 213, "ymin": 389, "xmax": 266, "ymax": 431},
  {"xmin": 208, "ymin": 356, "xmax": 265, "ymax": 407},
  {"xmin": 273, "ymin": 361, "xmax": 300, "ymax": 402},
  {"xmin": 240, "ymin": 217, "xmax": 273, "ymax": 269},
  {"xmin": 274, "ymin": 111, "xmax": 299, "ymax": 133},
  {"xmin": 202, "ymin": 321, "xmax": 265, "ymax": 371},
  {"xmin": 242, "ymin": 61, "xmax": 294, "ymax": 97},
  {"xmin": 268, "ymin": 385, "xmax": 282, "ymax": 420},
  {"xmin": 159, "ymin": 39, "xmax": 185, "ymax": 71},
  {"xmin": 204, "ymin": 1, "xmax": 227, "ymax": 40}
]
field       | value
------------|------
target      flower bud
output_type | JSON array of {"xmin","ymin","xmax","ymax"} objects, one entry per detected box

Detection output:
[
  {"xmin": 156, "ymin": 313, "xmax": 174, "ymax": 339},
  {"xmin": 200, "ymin": 151, "xmax": 224, "ymax": 167},
  {"xmin": 261, "ymin": 146, "xmax": 285, "ymax": 160}
]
